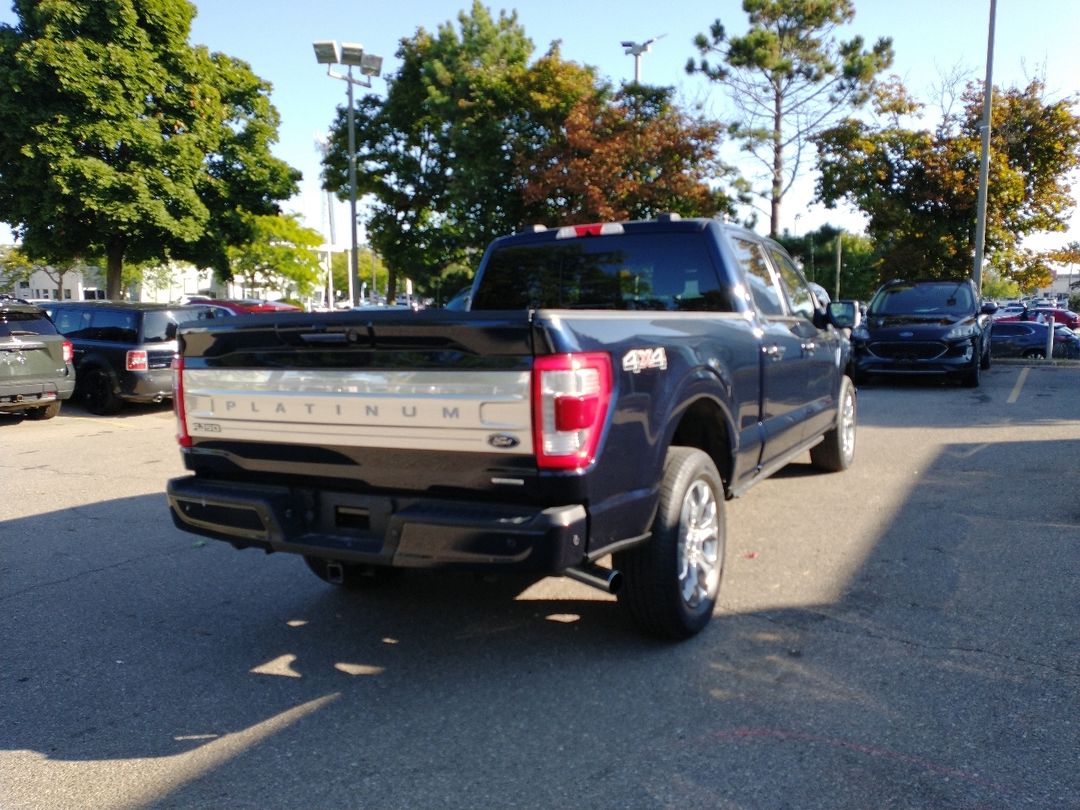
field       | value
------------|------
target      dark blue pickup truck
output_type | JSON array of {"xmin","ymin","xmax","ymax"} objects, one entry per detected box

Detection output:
[{"xmin": 166, "ymin": 215, "xmax": 856, "ymax": 639}]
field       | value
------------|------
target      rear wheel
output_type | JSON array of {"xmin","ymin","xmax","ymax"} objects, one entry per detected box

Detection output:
[
  {"xmin": 303, "ymin": 555, "xmax": 401, "ymax": 589},
  {"xmin": 810, "ymin": 376, "xmax": 856, "ymax": 472},
  {"xmin": 24, "ymin": 401, "xmax": 61, "ymax": 420},
  {"xmin": 79, "ymin": 367, "xmax": 122, "ymax": 414},
  {"xmin": 616, "ymin": 447, "xmax": 725, "ymax": 640},
  {"xmin": 1022, "ymin": 349, "xmax": 1045, "ymax": 360}
]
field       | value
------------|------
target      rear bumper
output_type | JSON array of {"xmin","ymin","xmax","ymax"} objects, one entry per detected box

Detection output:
[
  {"xmin": 166, "ymin": 476, "xmax": 589, "ymax": 573},
  {"xmin": 0, "ymin": 374, "xmax": 76, "ymax": 412},
  {"xmin": 119, "ymin": 368, "xmax": 173, "ymax": 402}
]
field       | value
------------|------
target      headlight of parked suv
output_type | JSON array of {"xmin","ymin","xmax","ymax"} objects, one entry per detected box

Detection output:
[{"xmin": 944, "ymin": 321, "xmax": 977, "ymax": 340}]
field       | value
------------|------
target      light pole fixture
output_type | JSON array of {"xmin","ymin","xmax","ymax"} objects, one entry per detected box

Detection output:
[
  {"xmin": 620, "ymin": 34, "xmax": 665, "ymax": 83},
  {"xmin": 313, "ymin": 39, "xmax": 383, "ymax": 307}
]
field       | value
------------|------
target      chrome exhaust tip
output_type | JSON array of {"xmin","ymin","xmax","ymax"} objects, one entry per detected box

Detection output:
[{"xmin": 564, "ymin": 564, "xmax": 622, "ymax": 594}]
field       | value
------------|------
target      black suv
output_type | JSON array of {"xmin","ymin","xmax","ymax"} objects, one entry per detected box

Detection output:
[
  {"xmin": 849, "ymin": 279, "xmax": 995, "ymax": 387},
  {"xmin": 42, "ymin": 301, "xmax": 213, "ymax": 414},
  {"xmin": 0, "ymin": 298, "xmax": 76, "ymax": 419}
]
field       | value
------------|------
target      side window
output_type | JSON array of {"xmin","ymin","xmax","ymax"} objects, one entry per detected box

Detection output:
[
  {"xmin": 768, "ymin": 247, "xmax": 817, "ymax": 321},
  {"xmin": 53, "ymin": 308, "xmax": 92, "ymax": 338},
  {"xmin": 89, "ymin": 310, "xmax": 138, "ymax": 343},
  {"xmin": 731, "ymin": 236, "xmax": 785, "ymax": 316}
]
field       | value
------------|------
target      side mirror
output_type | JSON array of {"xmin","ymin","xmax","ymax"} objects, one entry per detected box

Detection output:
[
  {"xmin": 980, "ymin": 301, "xmax": 998, "ymax": 315},
  {"xmin": 827, "ymin": 300, "xmax": 860, "ymax": 330}
]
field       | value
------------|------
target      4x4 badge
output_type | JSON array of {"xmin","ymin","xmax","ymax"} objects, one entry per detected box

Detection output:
[{"xmin": 622, "ymin": 347, "xmax": 668, "ymax": 374}]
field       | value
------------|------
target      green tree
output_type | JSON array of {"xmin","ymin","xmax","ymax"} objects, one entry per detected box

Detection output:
[
  {"xmin": 815, "ymin": 79, "xmax": 1080, "ymax": 288},
  {"xmin": 323, "ymin": 2, "xmax": 548, "ymax": 299},
  {"xmin": 778, "ymin": 225, "xmax": 877, "ymax": 300},
  {"xmin": 687, "ymin": 0, "xmax": 893, "ymax": 236},
  {"xmin": 0, "ymin": 0, "xmax": 299, "ymax": 299},
  {"xmin": 226, "ymin": 214, "xmax": 323, "ymax": 298},
  {"xmin": 322, "ymin": 3, "xmax": 739, "ymax": 299},
  {"xmin": 0, "ymin": 245, "xmax": 35, "ymax": 296},
  {"xmin": 980, "ymin": 273, "xmax": 1020, "ymax": 301}
]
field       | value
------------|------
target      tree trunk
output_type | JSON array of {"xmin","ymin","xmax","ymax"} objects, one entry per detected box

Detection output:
[
  {"xmin": 106, "ymin": 241, "xmax": 124, "ymax": 300},
  {"xmin": 771, "ymin": 89, "xmax": 783, "ymax": 238}
]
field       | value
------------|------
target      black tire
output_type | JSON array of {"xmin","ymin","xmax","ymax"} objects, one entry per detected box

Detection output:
[
  {"xmin": 79, "ymin": 367, "xmax": 122, "ymax": 415},
  {"xmin": 616, "ymin": 447, "xmax": 725, "ymax": 640},
  {"xmin": 24, "ymin": 401, "xmax": 61, "ymax": 420},
  {"xmin": 303, "ymin": 555, "xmax": 401, "ymax": 589},
  {"xmin": 980, "ymin": 340, "xmax": 992, "ymax": 370},
  {"xmin": 810, "ymin": 376, "xmax": 856, "ymax": 472},
  {"xmin": 960, "ymin": 358, "xmax": 981, "ymax": 388}
]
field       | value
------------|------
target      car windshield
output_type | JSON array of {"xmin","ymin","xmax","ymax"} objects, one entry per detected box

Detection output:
[{"xmin": 869, "ymin": 282, "xmax": 973, "ymax": 317}]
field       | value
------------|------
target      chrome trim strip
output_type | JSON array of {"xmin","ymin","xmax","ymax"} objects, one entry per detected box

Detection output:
[{"xmin": 182, "ymin": 368, "xmax": 532, "ymax": 453}]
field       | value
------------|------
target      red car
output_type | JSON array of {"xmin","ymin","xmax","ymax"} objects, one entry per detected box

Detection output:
[
  {"xmin": 185, "ymin": 297, "xmax": 302, "ymax": 316},
  {"xmin": 995, "ymin": 307, "xmax": 1079, "ymax": 330}
]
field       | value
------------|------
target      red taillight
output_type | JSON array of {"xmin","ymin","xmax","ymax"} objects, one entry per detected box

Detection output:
[
  {"xmin": 61, "ymin": 339, "xmax": 73, "ymax": 365},
  {"xmin": 126, "ymin": 350, "xmax": 148, "ymax": 371},
  {"xmin": 532, "ymin": 353, "xmax": 612, "ymax": 471},
  {"xmin": 172, "ymin": 354, "xmax": 191, "ymax": 448}
]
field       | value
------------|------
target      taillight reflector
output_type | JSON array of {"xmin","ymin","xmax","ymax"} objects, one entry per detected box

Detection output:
[
  {"xmin": 172, "ymin": 354, "xmax": 191, "ymax": 448},
  {"xmin": 532, "ymin": 352, "xmax": 612, "ymax": 471},
  {"xmin": 126, "ymin": 350, "xmax": 148, "ymax": 371}
]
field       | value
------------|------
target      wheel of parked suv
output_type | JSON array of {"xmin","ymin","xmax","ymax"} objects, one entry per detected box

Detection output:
[
  {"xmin": 980, "ymin": 341, "xmax": 992, "ymax": 370},
  {"xmin": 616, "ymin": 446, "xmax": 725, "ymax": 640},
  {"xmin": 303, "ymin": 555, "xmax": 401, "ymax": 589},
  {"xmin": 810, "ymin": 376, "xmax": 856, "ymax": 472},
  {"xmin": 1022, "ymin": 349, "xmax": 1045, "ymax": 359},
  {"xmin": 960, "ymin": 357, "xmax": 981, "ymax": 388},
  {"xmin": 79, "ymin": 366, "xmax": 122, "ymax": 415},
  {"xmin": 24, "ymin": 401, "xmax": 61, "ymax": 420}
]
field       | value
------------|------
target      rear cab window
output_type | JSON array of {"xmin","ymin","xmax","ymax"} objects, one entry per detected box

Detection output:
[{"xmin": 472, "ymin": 232, "xmax": 734, "ymax": 312}]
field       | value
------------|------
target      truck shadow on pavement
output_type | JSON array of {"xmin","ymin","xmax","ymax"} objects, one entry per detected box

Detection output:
[{"xmin": 2, "ymin": 438, "xmax": 1079, "ymax": 808}]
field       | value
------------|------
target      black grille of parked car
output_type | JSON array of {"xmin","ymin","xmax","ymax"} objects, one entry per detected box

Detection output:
[{"xmin": 868, "ymin": 341, "xmax": 947, "ymax": 360}]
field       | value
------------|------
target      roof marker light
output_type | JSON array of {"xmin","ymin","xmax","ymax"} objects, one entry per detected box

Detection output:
[{"xmin": 555, "ymin": 223, "xmax": 625, "ymax": 239}]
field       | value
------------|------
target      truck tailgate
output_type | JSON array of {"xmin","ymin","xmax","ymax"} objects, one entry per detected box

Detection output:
[{"xmin": 176, "ymin": 310, "xmax": 540, "ymax": 491}]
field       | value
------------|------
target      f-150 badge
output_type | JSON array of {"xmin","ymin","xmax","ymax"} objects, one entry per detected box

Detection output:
[{"xmin": 622, "ymin": 347, "xmax": 668, "ymax": 374}]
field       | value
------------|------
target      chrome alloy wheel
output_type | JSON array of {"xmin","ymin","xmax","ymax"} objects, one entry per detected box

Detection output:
[{"xmin": 676, "ymin": 478, "xmax": 722, "ymax": 608}]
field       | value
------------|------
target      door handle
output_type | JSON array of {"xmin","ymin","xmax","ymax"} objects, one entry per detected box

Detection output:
[
  {"xmin": 765, "ymin": 344, "xmax": 786, "ymax": 361},
  {"xmin": 801, "ymin": 341, "xmax": 817, "ymax": 356}
]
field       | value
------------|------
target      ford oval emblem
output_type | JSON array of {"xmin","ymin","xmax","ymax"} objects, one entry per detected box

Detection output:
[
  {"xmin": 899, "ymin": 331, "xmax": 914, "ymax": 338},
  {"xmin": 488, "ymin": 434, "xmax": 520, "ymax": 449}
]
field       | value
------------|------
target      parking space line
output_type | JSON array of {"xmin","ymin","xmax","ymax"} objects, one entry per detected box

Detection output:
[{"xmin": 1007, "ymin": 367, "xmax": 1029, "ymax": 404}]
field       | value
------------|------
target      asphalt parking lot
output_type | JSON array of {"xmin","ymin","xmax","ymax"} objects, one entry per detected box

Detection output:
[{"xmin": 1, "ymin": 362, "xmax": 1078, "ymax": 809}]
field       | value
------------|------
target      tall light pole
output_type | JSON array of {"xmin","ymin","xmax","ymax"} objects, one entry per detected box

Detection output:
[
  {"xmin": 972, "ymin": 0, "xmax": 997, "ymax": 293},
  {"xmin": 620, "ymin": 34, "xmax": 665, "ymax": 83},
  {"xmin": 313, "ymin": 40, "xmax": 383, "ymax": 307}
]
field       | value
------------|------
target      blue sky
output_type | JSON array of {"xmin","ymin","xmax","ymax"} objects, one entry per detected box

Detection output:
[{"xmin": 3, "ymin": 0, "xmax": 1078, "ymax": 250}]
